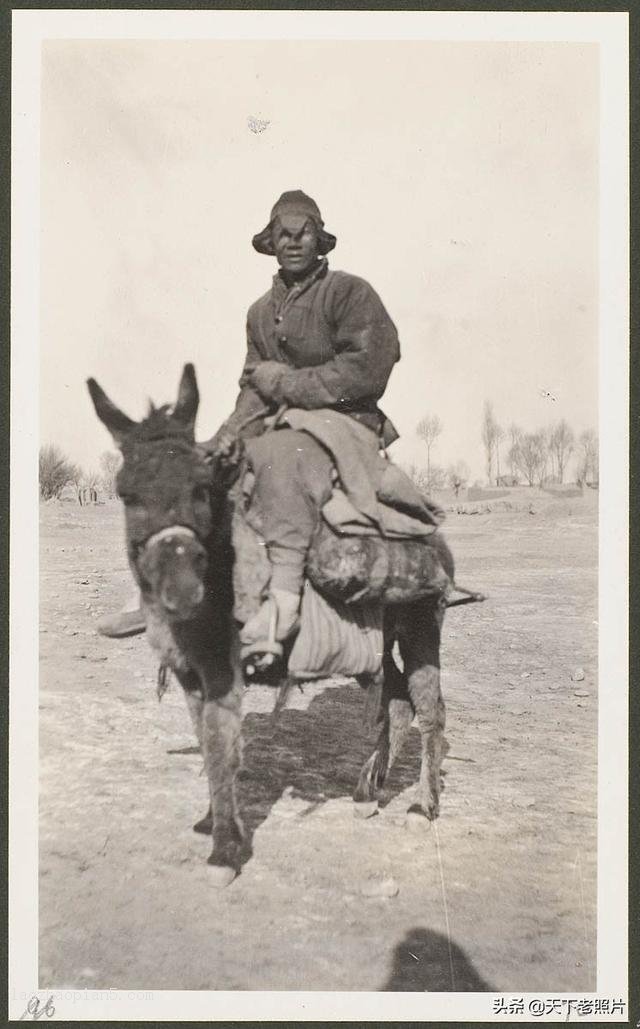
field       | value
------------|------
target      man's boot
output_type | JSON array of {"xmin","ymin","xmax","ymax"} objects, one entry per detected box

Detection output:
[
  {"xmin": 239, "ymin": 587, "xmax": 301, "ymax": 685},
  {"xmin": 239, "ymin": 548, "xmax": 305, "ymax": 657},
  {"xmin": 96, "ymin": 593, "xmax": 146, "ymax": 638},
  {"xmin": 239, "ymin": 587, "xmax": 301, "ymax": 648}
]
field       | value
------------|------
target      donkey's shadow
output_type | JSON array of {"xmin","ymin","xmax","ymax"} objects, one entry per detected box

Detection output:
[{"xmin": 231, "ymin": 681, "xmax": 424, "ymax": 863}]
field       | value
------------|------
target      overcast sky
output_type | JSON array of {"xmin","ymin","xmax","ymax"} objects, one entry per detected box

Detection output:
[{"xmin": 40, "ymin": 39, "xmax": 598, "ymax": 481}]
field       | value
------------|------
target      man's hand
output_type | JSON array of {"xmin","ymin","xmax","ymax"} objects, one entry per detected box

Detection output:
[
  {"xmin": 198, "ymin": 427, "xmax": 244, "ymax": 468},
  {"xmin": 250, "ymin": 361, "xmax": 285, "ymax": 401}
]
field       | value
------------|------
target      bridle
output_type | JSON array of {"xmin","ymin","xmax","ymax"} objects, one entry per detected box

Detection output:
[{"xmin": 143, "ymin": 525, "xmax": 199, "ymax": 552}]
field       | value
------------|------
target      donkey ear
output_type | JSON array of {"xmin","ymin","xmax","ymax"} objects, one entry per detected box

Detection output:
[
  {"xmin": 87, "ymin": 378, "xmax": 137, "ymax": 447},
  {"xmin": 173, "ymin": 363, "xmax": 199, "ymax": 433}
]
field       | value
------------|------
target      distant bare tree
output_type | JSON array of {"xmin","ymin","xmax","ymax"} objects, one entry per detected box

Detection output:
[
  {"xmin": 426, "ymin": 464, "xmax": 447, "ymax": 491},
  {"xmin": 416, "ymin": 414, "xmax": 443, "ymax": 481},
  {"xmin": 591, "ymin": 440, "xmax": 599, "ymax": 485},
  {"xmin": 577, "ymin": 429, "xmax": 598, "ymax": 485},
  {"xmin": 481, "ymin": 402, "xmax": 498, "ymax": 484},
  {"xmin": 549, "ymin": 420, "xmax": 575, "ymax": 484},
  {"xmin": 406, "ymin": 461, "xmax": 447, "ymax": 495},
  {"xmin": 535, "ymin": 430, "xmax": 551, "ymax": 487},
  {"xmin": 79, "ymin": 469, "xmax": 101, "ymax": 505},
  {"xmin": 39, "ymin": 444, "xmax": 77, "ymax": 501},
  {"xmin": 494, "ymin": 424, "xmax": 505, "ymax": 484},
  {"xmin": 512, "ymin": 431, "xmax": 547, "ymax": 487},
  {"xmin": 545, "ymin": 427, "xmax": 556, "ymax": 481},
  {"xmin": 406, "ymin": 464, "xmax": 430, "ymax": 495},
  {"xmin": 69, "ymin": 464, "xmax": 87, "ymax": 505},
  {"xmin": 540, "ymin": 426, "xmax": 554, "ymax": 484},
  {"xmin": 446, "ymin": 460, "xmax": 470, "ymax": 498},
  {"xmin": 507, "ymin": 423, "xmax": 523, "ymax": 479},
  {"xmin": 100, "ymin": 450, "xmax": 122, "ymax": 498}
]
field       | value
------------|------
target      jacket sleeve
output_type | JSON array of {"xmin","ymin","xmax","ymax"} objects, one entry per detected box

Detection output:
[
  {"xmin": 254, "ymin": 277, "xmax": 400, "ymax": 410},
  {"xmin": 213, "ymin": 322, "xmax": 271, "ymax": 440}
]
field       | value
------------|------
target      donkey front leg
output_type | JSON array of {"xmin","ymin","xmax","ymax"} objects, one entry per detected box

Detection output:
[
  {"xmin": 399, "ymin": 601, "xmax": 448, "ymax": 822},
  {"xmin": 180, "ymin": 684, "xmax": 213, "ymax": 836},
  {"xmin": 201, "ymin": 688, "xmax": 245, "ymax": 885}
]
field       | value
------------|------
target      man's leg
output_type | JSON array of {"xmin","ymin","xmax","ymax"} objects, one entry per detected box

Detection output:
[{"xmin": 241, "ymin": 428, "xmax": 333, "ymax": 644}]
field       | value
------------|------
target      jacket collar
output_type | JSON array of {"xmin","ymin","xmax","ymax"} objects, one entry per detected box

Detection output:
[{"xmin": 272, "ymin": 258, "xmax": 328, "ymax": 306}]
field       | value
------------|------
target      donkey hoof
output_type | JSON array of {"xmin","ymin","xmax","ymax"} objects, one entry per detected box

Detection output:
[
  {"xmin": 353, "ymin": 799, "xmax": 379, "ymax": 820},
  {"xmin": 405, "ymin": 804, "xmax": 435, "ymax": 832},
  {"xmin": 193, "ymin": 814, "xmax": 213, "ymax": 835},
  {"xmin": 206, "ymin": 862, "xmax": 237, "ymax": 888}
]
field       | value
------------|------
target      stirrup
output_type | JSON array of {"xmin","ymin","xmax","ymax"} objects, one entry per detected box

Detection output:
[{"xmin": 240, "ymin": 596, "xmax": 287, "ymax": 685}]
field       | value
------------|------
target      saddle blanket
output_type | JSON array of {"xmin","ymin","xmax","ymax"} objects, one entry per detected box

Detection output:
[{"xmin": 282, "ymin": 407, "xmax": 444, "ymax": 537}]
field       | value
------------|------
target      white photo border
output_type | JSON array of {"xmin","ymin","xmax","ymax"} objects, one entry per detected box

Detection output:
[{"xmin": 10, "ymin": 8, "xmax": 629, "ymax": 1022}]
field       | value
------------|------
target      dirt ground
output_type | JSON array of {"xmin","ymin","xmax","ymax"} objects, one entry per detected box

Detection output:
[{"xmin": 39, "ymin": 487, "xmax": 598, "ymax": 992}]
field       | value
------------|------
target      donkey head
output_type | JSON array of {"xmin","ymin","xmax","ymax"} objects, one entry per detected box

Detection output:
[{"xmin": 87, "ymin": 364, "xmax": 216, "ymax": 621}]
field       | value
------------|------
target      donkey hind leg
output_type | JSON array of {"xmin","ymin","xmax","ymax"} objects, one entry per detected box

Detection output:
[
  {"xmin": 179, "ymin": 680, "xmax": 213, "ymax": 836},
  {"xmin": 353, "ymin": 639, "xmax": 415, "ymax": 815},
  {"xmin": 201, "ymin": 688, "xmax": 245, "ymax": 885},
  {"xmin": 399, "ymin": 601, "xmax": 447, "ymax": 822}
]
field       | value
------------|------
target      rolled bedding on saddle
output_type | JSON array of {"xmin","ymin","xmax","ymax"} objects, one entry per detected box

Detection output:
[{"xmin": 287, "ymin": 582, "xmax": 383, "ymax": 679}]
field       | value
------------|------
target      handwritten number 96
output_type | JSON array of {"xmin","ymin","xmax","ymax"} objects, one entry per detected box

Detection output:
[{"xmin": 20, "ymin": 995, "xmax": 56, "ymax": 1020}]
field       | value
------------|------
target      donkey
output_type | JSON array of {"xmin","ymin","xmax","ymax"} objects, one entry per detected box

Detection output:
[{"xmin": 88, "ymin": 364, "xmax": 453, "ymax": 887}]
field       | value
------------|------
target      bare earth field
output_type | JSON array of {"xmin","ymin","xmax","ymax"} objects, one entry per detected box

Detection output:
[{"xmin": 39, "ymin": 488, "xmax": 598, "ymax": 993}]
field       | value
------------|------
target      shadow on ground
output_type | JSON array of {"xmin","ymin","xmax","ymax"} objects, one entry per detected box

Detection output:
[
  {"xmin": 383, "ymin": 927, "xmax": 494, "ymax": 991},
  {"xmin": 219, "ymin": 682, "xmax": 424, "ymax": 858}
]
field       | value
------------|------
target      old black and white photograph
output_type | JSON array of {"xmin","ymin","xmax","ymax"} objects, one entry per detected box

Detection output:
[{"xmin": 9, "ymin": 8, "xmax": 628, "ymax": 1022}]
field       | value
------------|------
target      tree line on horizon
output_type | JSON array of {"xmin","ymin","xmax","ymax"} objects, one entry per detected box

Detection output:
[
  {"xmin": 40, "ymin": 399, "xmax": 599, "ymax": 503},
  {"xmin": 38, "ymin": 445, "xmax": 121, "ymax": 503},
  {"xmin": 413, "ymin": 402, "xmax": 598, "ymax": 494}
]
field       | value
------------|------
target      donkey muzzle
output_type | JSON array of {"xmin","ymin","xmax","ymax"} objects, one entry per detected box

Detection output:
[
  {"xmin": 160, "ymin": 579, "xmax": 205, "ymax": 615},
  {"xmin": 140, "ymin": 526, "xmax": 208, "ymax": 621}
]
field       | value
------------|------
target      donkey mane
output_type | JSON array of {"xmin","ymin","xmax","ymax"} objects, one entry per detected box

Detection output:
[{"xmin": 127, "ymin": 404, "xmax": 196, "ymax": 445}]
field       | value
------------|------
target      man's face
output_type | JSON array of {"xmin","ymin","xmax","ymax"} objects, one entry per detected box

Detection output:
[{"xmin": 271, "ymin": 216, "xmax": 320, "ymax": 277}]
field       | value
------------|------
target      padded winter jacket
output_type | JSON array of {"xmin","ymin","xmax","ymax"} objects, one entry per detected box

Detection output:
[{"xmin": 224, "ymin": 259, "xmax": 400, "ymax": 445}]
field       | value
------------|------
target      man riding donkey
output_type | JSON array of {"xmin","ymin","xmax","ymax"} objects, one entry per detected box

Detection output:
[{"xmin": 99, "ymin": 190, "xmax": 443, "ymax": 656}]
